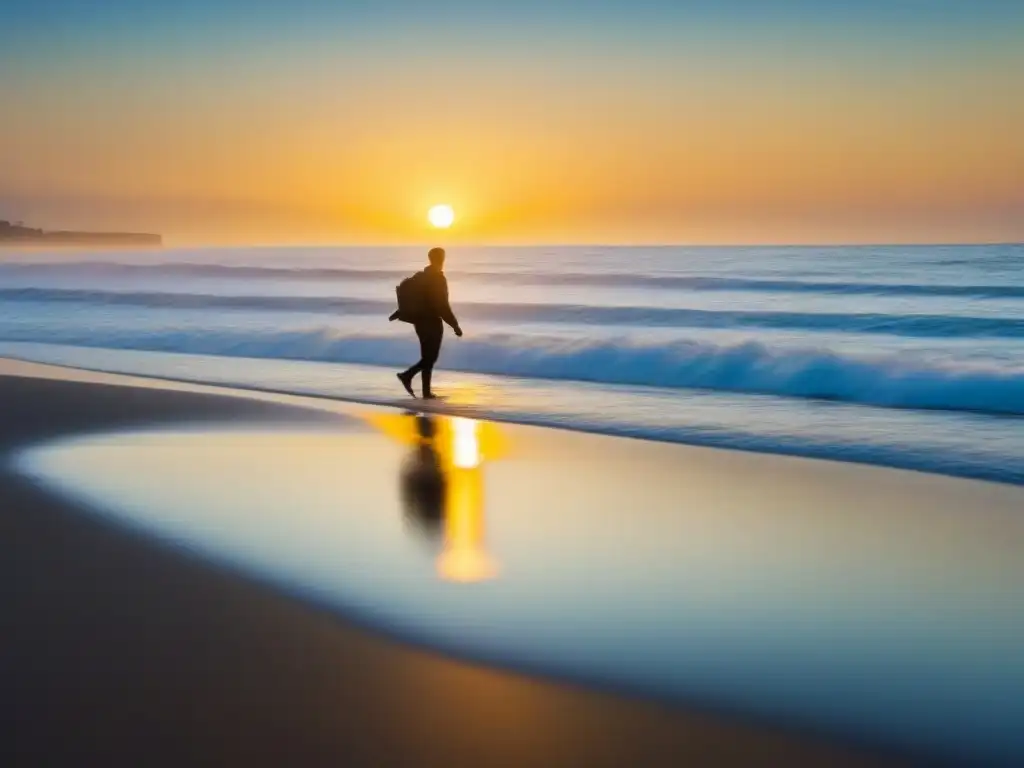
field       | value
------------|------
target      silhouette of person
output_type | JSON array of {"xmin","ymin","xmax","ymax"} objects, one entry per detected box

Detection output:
[
  {"xmin": 399, "ymin": 414, "xmax": 446, "ymax": 537},
  {"xmin": 396, "ymin": 247, "xmax": 463, "ymax": 399}
]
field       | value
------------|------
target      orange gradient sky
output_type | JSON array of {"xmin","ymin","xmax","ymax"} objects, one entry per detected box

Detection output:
[{"xmin": 1, "ymin": 2, "xmax": 1022, "ymax": 244}]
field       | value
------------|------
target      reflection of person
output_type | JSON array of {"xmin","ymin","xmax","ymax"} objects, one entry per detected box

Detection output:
[
  {"xmin": 395, "ymin": 247, "xmax": 463, "ymax": 400},
  {"xmin": 391, "ymin": 411, "xmax": 498, "ymax": 582},
  {"xmin": 398, "ymin": 414, "xmax": 446, "ymax": 537}
]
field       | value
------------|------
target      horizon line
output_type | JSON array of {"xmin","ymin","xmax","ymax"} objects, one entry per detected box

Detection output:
[{"xmin": 153, "ymin": 240, "xmax": 1024, "ymax": 250}]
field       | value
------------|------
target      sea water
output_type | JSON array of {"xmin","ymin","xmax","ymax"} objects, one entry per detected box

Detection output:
[{"xmin": 1, "ymin": 243, "xmax": 1022, "ymax": 483}]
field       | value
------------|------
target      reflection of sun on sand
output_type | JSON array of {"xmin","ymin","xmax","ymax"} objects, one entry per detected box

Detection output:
[
  {"xmin": 365, "ymin": 410, "xmax": 507, "ymax": 582},
  {"xmin": 439, "ymin": 418, "xmax": 497, "ymax": 582}
]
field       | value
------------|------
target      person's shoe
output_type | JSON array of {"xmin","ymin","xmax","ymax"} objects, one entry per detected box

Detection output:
[
  {"xmin": 397, "ymin": 372, "xmax": 416, "ymax": 397},
  {"xmin": 422, "ymin": 392, "xmax": 440, "ymax": 400}
]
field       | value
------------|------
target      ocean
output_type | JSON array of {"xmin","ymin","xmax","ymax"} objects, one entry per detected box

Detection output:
[{"xmin": 1, "ymin": 243, "xmax": 1022, "ymax": 484}]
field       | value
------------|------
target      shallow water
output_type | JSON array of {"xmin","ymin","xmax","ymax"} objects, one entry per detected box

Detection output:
[{"xmin": 16, "ymin": 408, "xmax": 1024, "ymax": 764}]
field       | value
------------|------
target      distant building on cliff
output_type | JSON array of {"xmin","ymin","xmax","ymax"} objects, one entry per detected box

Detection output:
[{"xmin": 0, "ymin": 220, "xmax": 162, "ymax": 247}]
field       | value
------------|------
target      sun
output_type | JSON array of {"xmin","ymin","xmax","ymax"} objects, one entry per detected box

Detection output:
[{"xmin": 428, "ymin": 204, "xmax": 455, "ymax": 229}]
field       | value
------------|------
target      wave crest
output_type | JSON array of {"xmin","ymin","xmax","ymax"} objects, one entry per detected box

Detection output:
[
  {"xmin": 4, "ymin": 261, "xmax": 1024, "ymax": 298},
  {"xmin": 4, "ymin": 325, "xmax": 1020, "ymax": 415},
  {"xmin": 3, "ymin": 287, "xmax": 1023, "ymax": 338}
]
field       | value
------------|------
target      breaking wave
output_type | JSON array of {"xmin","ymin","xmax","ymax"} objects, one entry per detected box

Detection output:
[{"xmin": 3, "ymin": 324, "xmax": 1021, "ymax": 416}]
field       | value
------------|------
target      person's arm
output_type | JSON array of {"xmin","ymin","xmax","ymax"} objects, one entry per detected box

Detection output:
[{"xmin": 437, "ymin": 275, "xmax": 462, "ymax": 334}]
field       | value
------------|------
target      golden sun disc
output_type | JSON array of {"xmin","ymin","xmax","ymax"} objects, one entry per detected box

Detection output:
[{"xmin": 428, "ymin": 204, "xmax": 455, "ymax": 229}]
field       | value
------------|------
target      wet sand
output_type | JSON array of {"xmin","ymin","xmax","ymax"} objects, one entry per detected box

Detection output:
[{"xmin": 0, "ymin": 360, "xmax": 908, "ymax": 766}]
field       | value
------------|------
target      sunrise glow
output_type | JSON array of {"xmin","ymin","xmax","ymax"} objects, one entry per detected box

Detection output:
[{"xmin": 2, "ymin": 2, "xmax": 1021, "ymax": 244}]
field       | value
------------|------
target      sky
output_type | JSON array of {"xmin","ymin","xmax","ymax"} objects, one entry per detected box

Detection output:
[{"xmin": 1, "ymin": 0, "xmax": 1022, "ymax": 245}]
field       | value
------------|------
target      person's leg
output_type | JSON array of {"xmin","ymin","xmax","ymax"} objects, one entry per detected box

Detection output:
[
  {"xmin": 420, "ymin": 325, "xmax": 443, "ymax": 398},
  {"xmin": 401, "ymin": 358, "xmax": 423, "ymax": 379},
  {"xmin": 397, "ymin": 369, "xmax": 417, "ymax": 396},
  {"xmin": 398, "ymin": 326, "xmax": 430, "ymax": 396}
]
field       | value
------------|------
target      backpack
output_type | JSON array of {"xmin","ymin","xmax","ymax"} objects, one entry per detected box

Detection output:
[{"xmin": 393, "ymin": 270, "xmax": 428, "ymax": 323}]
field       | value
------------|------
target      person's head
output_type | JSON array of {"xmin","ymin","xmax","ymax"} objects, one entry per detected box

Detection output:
[{"xmin": 428, "ymin": 247, "xmax": 446, "ymax": 268}]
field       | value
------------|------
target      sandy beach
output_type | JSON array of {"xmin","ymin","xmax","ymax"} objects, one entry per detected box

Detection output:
[
  {"xmin": 4, "ymin": 359, "xmax": 1020, "ymax": 766},
  {"xmin": 0, "ymin": 360, "xmax": 893, "ymax": 767}
]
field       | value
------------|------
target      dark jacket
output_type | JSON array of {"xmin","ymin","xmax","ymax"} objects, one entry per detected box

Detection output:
[{"xmin": 419, "ymin": 265, "xmax": 459, "ymax": 330}]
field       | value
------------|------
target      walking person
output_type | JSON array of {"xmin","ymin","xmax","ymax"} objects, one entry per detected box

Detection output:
[{"xmin": 390, "ymin": 247, "xmax": 463, "ymax": 399}]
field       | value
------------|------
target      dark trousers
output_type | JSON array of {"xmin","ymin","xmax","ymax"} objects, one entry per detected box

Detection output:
[{"xmin": 402, "ymin": 321, "xmax": 443, "ymax": 394}]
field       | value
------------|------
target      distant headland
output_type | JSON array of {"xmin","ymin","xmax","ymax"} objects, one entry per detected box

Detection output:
[{"xmin": 0, "ymin": 220, "xmax": 162, "ymax": 247}]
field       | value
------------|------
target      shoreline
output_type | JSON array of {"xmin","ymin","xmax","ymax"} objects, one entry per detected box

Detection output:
[
  {"xmin": 0, "ymin": 359, "xmax": 898, "ymax": 767},
  {"xmin": 0, "ymin": 345, "xmax": 1020, "ymax": 488}
]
